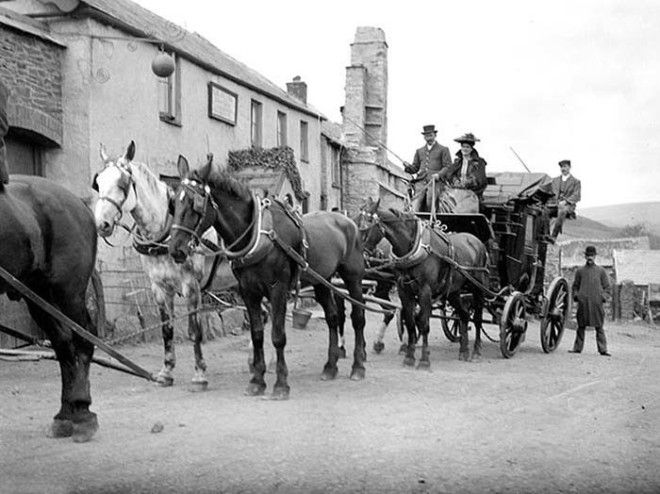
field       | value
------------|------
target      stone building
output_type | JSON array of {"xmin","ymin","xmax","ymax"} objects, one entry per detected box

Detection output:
[{"xmin": 0, "ymin": 0, "xmax": 333, "ymax": 343}]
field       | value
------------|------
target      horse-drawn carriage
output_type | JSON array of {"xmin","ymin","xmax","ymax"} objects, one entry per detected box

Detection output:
[{"xmin": 362, "ymin": 171, "xmax": 570, "ymax": 360}]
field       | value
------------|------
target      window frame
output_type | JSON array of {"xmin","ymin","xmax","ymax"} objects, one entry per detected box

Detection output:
[
  {"xmin": 300, "ymin": 120, "xmax": 309, "ymax": 162},
  {"xmin": 251, "ymin": 99, "xmax": 263, "ymax": 148},
  {"xmin": 277, "ymin": 111, "xmax": 287, "ymax": 147}
]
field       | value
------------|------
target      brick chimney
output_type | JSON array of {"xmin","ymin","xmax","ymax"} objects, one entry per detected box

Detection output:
[{"xmin": 286, "ymin": 75, "xmax": 307, "ymax": 103}]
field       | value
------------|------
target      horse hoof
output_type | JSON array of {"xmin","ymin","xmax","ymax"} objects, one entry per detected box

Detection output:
[
  {"xmin": 320, "ymin": 367, "xmax": 338, "ymax": 381},
  {"xmin": 244, "ymin": 382, "xmax": 266, "ymax": 396},
  {"xmin": 417, "ymin": 360, "xmax": 431, "ymax": 370},
  {"xmin": 338, "ymin": 347, "xmax": 347, "ymax": 359},
  {"xmin": 190, "ymin": 380, "xmax": 208, "ymax": 392},
  {"xmin": 458, "ymin": 352, "xmax": 470, "ymax": 362},
  {"xmin": 403, "ymin": 356, "xmax": 415, "ymax": 367},
  {"xmin": 48, "ymin": 419, "xmax": 73, "ymax": 438},
  {"xmin": 350, "ymin": 367, "xmax": 366, "ymax": 381},
  {"xmin": 398, "ymin": 344, "xmax": 408, "ymax": 355},
  {"xmin": 155, "ymin": 375, "xmax": 174, "ymax": 387},
  {"xmin": 72, "ymin": 414, "xmax": 99, "ymax": 443},
  {"xmin": 373, "ymin": 341, "xmax": 385, "ymax": 354},
  {"xmin": 266, "ymin": 387, "xmax": 290, "ymax": 401}
]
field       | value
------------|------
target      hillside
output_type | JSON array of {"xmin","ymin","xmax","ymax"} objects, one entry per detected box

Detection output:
[
  {"xmin": 561, "ymin": 214, "xmax": 618, "ymax": 239},
  {"xmin": 580, "ymin": 202, "xmax": 660, "ymax": 235}
]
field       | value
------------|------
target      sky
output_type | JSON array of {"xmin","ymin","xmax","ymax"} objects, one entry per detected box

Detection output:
[{"xmin": 135, "ymin": 0, "xmax": 660, "ymax": 208}]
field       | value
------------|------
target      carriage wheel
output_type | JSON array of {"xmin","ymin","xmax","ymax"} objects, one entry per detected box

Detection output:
[
  {"xmin": 439, "ymin": 303, "xmax": 474, "ymax": 343},
  {"xmin": 499, "ymin": 291, "xmax": 527, "ymax": 358},
  {"xmin": 540, "ymin": 277, "xmax": 570, "ymax": 353},
  {"xmin": 85, "ymin": 268, "xmax": 107, "ymax": 339}
]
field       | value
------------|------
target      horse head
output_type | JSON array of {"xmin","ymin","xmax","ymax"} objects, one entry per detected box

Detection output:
[
  {"xmin": 93, "ymin": 141, "xmax": 137, "ymax": 237},
  {"xmin": 169, "ymin": 153, "xmax": 217, "ymax": 263},
  {"xmin": 355, "ymin": 197, "xmax": 386, "ymax": 255}
]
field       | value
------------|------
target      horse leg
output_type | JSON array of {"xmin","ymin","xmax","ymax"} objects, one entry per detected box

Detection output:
[
  {"xmin": 154, "ymin": 289, "xmax": 176, "ymax": 387},
  {"xmin": 184, "ymin": 283, "xmax": 207, "ymax": 391},
  {"xmin": 343, "ymin": 278, "xmax": 367, "ymax": 380},
  {"xmin": 334, "ymin": 292, "xmax": 347, "ymax": 359},
  {"xmin": 243, "ymin": 288, "xmax": 267, "ymax": 397},
  {"xmin": 398, "ymin": 284, "xmax": 417, "ymax": 367},
  {"xmin": 471, "ymin": 292, "xmax": 484, "ymax": 362},
  {"xmin": 372, "ymin": 281, "xmax": 394, "ymax": 354},
  {"xmin": 416, "ymin": 285, "xmax": 432, "ymax": 370},
  {"xmin": 314, "ymin": 284, "xmax": 340, "ymax": 380},
  {"xmin": 268, "ymin": 281, "xmax": 290, "ymax": 400},
  {"xmin": 449, "ymin": 292, "xmax": 470, "ymax": 361}
]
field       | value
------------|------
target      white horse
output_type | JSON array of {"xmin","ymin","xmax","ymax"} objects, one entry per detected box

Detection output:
[{"xmin": 93, "ymin": 141, "xmax": 219, "ymax": 389}]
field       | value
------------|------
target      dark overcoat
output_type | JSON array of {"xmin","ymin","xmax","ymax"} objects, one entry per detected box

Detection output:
[
  {"xmin": 572, "ymin": 263, "xmax": 610, "ymax": 327},
  {"xmin": 405, "ymin": 141, "xmax": 452, "ymax": 182},
  {"xmin": 444, "ymin": 149, "xmax": 488, "ymax": 197}
]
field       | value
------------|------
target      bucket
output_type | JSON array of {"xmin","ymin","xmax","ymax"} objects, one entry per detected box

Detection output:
[{"xmin": 291, "ymin": 308, "xmax": 312, "ymax": 329}]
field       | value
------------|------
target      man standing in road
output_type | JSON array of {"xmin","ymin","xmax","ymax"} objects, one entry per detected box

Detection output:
[
  {"xmin": 0, "ymin": 80, "xmax": 10, "ymax": 187},
  {"xmin": 404, "ymin": 124, "xmax": 452, "ymax": 211},
  {"xmin": 569, "ymin": 245, "xmax": 612, "ymax": 356},
  {"xmin": 550, "ymin": 159, "xmax": 581, "ymax": 240}
]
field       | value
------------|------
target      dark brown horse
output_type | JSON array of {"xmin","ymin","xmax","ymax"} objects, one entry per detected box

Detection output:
[
  {"xmin": 360, "ymin": 198, "xmax": 489, "ymax": 365},
  {"xmin": 0, "ymin": 176, "xmax": 99, "ymax": 442},
  {"xmin": 168, "ymin": 156, "xmax": 366, "ymax": 399}
]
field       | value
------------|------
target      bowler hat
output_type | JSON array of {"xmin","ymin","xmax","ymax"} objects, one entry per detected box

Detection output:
[
  {"xmin": 558, "ymin": 159, "xmax": 571, "ymax": 167},
  {"xmin": 585, "ymin": 245, "xmax": 597, "ymax": 256},
  {"xmin": 421, "ymin": 124, "xmax": 437, "ymax": 135},
  {"xmin": 454, "ymin": 133, "xmax": 480, "ymax": 145}
]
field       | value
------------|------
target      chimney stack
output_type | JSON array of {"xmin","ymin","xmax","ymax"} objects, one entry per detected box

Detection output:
[{"xmin": 286, "ymin": 75, "xmax": 307, "ymax": 104}]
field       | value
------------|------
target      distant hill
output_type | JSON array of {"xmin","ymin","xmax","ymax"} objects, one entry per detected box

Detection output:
[
  {"xmin": 562, "ymin": 215, "xmax": 618, "ymax": 239},
  {"xmin": 580, "ymin": 202, "xmax": 660, "ymax": 235}
]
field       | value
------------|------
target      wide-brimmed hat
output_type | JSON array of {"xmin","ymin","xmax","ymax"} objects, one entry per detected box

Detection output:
[
  {"xmin": 585, "ymin": 245, "xmax": 597, "ymax": 256},
  {"xmin": 421, "ymin": 124, "xmax": 437, "ymax": 135},
  {"xmin": 558, "ymin": 159, "xmax": 571, "ymax": 167},
  {"xmin": 454, "ymin": 133, "xmax": 480, "ymax": 145}
]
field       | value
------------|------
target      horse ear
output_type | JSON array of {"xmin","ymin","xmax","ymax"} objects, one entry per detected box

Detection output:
[
  {"xmin": 125, "ymin": 141, "xmax": 136, "ymax": 161},
  {"xmin": 198, "ymin": 158, "xmax": 212, "ymax": 181},
  {"xmin": 374, "ymin": 198, "xmax": 381, "ymax": 210},
  {"xmin": 177, "ymin": 155, "xmax": 189, "ymax": 178},
  {"xmin": 99, "ymin": 143, "xmax": 109, "ymax": 164}
]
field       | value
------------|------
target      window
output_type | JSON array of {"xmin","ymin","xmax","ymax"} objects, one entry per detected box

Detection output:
[
  {"xmin": 158, "ymin": 52, "xmax": 181, "ymax": 125},
  {"xmin": 251, "ymin": 100, "xmax": 263, "ymax": 148},
  {"xmin": 330, "ymin": 146, "xmax": 340, "ymax": 187},
  {"xmin": 277, "ymin": 111, "xmax": 287, "ymax": 147},
  {"xmin": 300, "ymin": 120, "xmax": 308, "ymax": 162}
]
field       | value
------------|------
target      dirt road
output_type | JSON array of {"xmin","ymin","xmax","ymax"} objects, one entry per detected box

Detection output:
[{"xmin": 1, "ymin": 311, "xmax": 659, "ymax": 493}]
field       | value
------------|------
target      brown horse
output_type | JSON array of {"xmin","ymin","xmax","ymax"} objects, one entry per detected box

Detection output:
[
  {"xmin": 360, "ymin": 198, "xmax": 489, "ymax": 365},
  {"xmin": 0, "ymin": 176, "xmax": 99, "ymax": 442},
  {"xmin": 168, "ymin": 156, "xmax": 366, "ymax": 399}
]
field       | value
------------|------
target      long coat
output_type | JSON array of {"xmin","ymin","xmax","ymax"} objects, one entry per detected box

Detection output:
[
  {"xmin": 443, "ymin": 149, "xmax": 488, "ymax": 197},
  {"xmin": 572, "ymin": 263, "xmax": 610, "ymax": 327},
  {"xmin": 405, "ymin": 141, "xmax": 452, "ymax": 183},
  {"xmin": 551, "ymin": 175, "xmax": 581, "ymax": 213}
]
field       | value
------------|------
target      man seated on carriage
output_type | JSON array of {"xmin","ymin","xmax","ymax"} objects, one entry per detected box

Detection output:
[
  {"xmin": 0, "ymin": 80, "xmax": 9, "ymax": 187},
  {"xmin": 443, "ymin": 133, "xmax": 488, "ymax": 200},
  {"xmin": 549, "ymin": 159, "xmax": 581, "ymax": 241},
  {"xmin": 403, "ymin": 124, "xmax": 452, "ymax": 212}
]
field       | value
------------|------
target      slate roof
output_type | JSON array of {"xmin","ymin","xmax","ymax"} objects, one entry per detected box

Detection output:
[
  {"xmin": 613, "ymin": 249, "xmax": 660, "ymax": 284},
  {"xmin": 77, "ymin": 0, "xmax": 324, "ymax": 119}
]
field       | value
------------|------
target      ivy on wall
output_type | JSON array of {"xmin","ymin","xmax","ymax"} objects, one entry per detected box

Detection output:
[{"xmin": 227, "ymin": 146, "xmax": 308, "ymax": 201}]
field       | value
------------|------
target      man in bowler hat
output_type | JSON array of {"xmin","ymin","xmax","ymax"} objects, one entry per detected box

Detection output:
[
  {"xmin": 570, "ymin": 245, "xmax": 611, "ymax": 356},
  {"xmin": 550, "ymin": 159, "xmax": 581, "ymax": 240},
  {"xmin": 0, "ymin": 80, "xmax": 9, "ymax": 187},
  {"xmin": 403, "ymin": 124, "xmax": 452, "ymax": 211}
]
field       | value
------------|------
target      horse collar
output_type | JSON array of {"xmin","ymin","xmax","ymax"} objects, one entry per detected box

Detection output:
[{"xmin": 390, "ymin": 218, "xmax": 429, "ymax": 269}]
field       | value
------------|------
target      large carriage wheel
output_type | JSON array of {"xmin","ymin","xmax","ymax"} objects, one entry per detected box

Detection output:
[
  {"xmin": 540, "ymin": 277, "xmax": 570, "ymax": 353},
  {"xmin": 439, "ymin": 303, "xmax": 474, "ymax": 343},
  {"xmin": 499, "ymin": 291, "xmax": 527, "ymax": 358},
  {"xmin": 85, "ymin": 268, "xmax": 107, "ymax": 339}
]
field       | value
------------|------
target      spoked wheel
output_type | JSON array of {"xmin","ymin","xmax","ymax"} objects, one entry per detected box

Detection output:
[
  {"xmin": 439, "ymin": 303, "xmax": 474, "ymax": 343},
  {"xmin": 540, "ymin": 277, "xmax": 570, "ymax": 353},
  {"xmin": 499, "ymin": 291, "xmax": 527, "ymax": 358}
]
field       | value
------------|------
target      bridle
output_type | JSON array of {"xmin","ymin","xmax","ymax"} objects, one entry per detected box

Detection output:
[
  {"xmin": 93, "ymin": 160, "xmax": 135, "ymax": 226},
  {"xmin": 171, "ymin": 178, "xmax": 258, "ymax": 256}
]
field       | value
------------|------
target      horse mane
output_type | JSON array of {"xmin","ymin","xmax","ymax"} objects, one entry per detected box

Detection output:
[
  {"xmin": 192, "ymin": 167, "xmax": 252, "ymax": 202},
  {"xmin": 128, "ymin": 160, "xmax": 169, "ymax": 197}
]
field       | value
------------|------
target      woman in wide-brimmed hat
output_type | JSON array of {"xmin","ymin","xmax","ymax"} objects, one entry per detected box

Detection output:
[{"xmin": 444, "ymin": 133, "xmax": 488, "ymax": 198}]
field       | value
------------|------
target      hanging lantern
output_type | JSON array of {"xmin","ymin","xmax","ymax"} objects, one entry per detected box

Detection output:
[{"xmin": 151, "ymin": 48, "xmax": 175, "ymax": 78}]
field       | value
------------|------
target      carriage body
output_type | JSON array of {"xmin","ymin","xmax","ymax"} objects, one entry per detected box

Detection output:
[{"xmin": 390, "ymin": 171, "xmax": 570, "ymax": 357}]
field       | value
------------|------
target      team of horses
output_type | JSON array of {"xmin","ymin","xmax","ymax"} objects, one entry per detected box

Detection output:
[{"xmin": 1, "ymin": 140, "xmax": 490, "ymax": 442}]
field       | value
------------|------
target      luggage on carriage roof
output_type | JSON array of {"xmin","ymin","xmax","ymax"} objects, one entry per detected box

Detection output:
[{"xmin": 482, "ymin": 172, "xmax": 554, "ymax": 208}]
